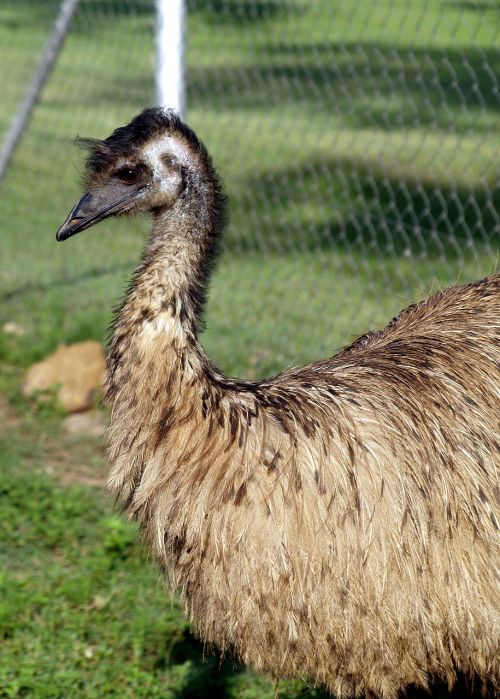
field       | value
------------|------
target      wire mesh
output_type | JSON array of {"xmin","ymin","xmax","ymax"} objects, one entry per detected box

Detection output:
[{"xmin": 0, "ymin": 0, "xmax": 498, "ymax": 379}]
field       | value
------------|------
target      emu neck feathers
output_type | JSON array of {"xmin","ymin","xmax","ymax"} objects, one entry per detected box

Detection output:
[
  {"xmin": 108, "ymin": 187, "xmax": 217, "ymax": 363},
  {"xmin": 104, "ymin": 187, "xmax": 228, "ymax": 503}
]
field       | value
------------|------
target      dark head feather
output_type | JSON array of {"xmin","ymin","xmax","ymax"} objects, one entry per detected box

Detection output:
[
  {"xmin": 76, "ymin": 107, "xmax": 214, "ymax": 186},
  {"xmin": 76, "ymin": 108, "xmax": 227, "ymax": 326}
]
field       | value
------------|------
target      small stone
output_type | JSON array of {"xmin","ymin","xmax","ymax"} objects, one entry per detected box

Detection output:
[
  {"xmin": 22, "ymin": 341, "xmax": 106, "ymax": 413},
  {"xmin": 63, "ymin": 412, "xmax": 108, "ymax": 437},
  {"xmin": 90, "ymin": 595, "xmax": 107, "ymax": 610},
  {"xmin": 3, "ymin": 321, "xmax": 25, "ymax": 336}
]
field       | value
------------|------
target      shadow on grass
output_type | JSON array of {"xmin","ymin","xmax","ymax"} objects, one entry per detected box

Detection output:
[
  {"xmin": 187, "ymin": 0, "xmax": 301, "ymax": 25},
  {"xmin": 2, "ymin": 0, "xmax": 298, "ymax": 31},
  {"xmin": 447, "ymin": 1, "xmax": 499, "ymax": 11},
  {"xmin": 165, "ymin": 627, "xmax": 331, "ymax": 698},
  {"xmin": 187, "ymin": 41, "xmax": 499, "ymax": 130},
  {"xmin": 1, "ymin": 0, "xmax": 155, "ymax": 20},
  {"xmin": 226, "ymin": 155, "xmax": 499, "ymax": 258},
  {"xmin": 154, "ymin": 624, "xmax": 494, "ymax": 699},
  {"xmin": 79, "ymin": 0, "xmax": 154, "ymax": 17},
  {"xmin": 78, "ymin": 0, "xmax": 300, "ymax": 27},
  {"xmin": 0, "ymin": 0, "xmax": 61, "ymax": 27}
]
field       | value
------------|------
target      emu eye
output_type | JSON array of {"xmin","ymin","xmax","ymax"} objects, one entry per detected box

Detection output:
[{"xmin": 116, "ymin": 167, "xmax": 141, "ymax": 185}]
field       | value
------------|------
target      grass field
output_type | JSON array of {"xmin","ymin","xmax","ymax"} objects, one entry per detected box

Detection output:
[{"xmin": 0, "ymin": 0, "xmax": 498, "ymax": 696}]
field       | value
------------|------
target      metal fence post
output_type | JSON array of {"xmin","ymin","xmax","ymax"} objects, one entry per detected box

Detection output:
[
  {"xmin": 0, "ymin": 0, "xmax": 81, "ymax": 187},
  {"xmin": 156, "ymin": 0, "xmax": 186, "ymax": 119}
]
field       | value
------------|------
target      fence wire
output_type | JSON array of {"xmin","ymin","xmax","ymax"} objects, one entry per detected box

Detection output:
[{"xmin": 0, "ymin": 0, "xmax": 498, "ymax": 378}]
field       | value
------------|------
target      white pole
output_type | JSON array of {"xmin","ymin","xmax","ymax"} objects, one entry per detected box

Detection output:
[{"xmin": 156, "ymin": 0, "xmax": 186, "ymax": 119}]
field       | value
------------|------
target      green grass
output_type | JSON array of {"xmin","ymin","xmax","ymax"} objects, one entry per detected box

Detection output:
[
  {"xmin": 0, "ymin": 389, "xmax": 333, "ymax": 698},
  {"xmin": 0, "ymin": 0, "xmax": 498, "ymax": 696}
]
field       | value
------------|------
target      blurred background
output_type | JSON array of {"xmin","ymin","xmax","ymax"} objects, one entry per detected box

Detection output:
[{"xmin": 0, "ymin": 1, "xmax": 498, "ymax": 697}]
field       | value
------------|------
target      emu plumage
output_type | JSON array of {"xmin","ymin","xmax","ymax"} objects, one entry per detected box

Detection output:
[{"xmin": 57, "ymin": 108, "xmax": 499, "ymax": 698}]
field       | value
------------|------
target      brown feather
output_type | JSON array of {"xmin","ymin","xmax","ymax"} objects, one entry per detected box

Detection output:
[{"xmin": 65, "ymin": 109, "xmax": 499, "ymax": 698}]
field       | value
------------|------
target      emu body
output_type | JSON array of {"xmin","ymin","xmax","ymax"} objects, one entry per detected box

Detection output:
[{"xmin": 57, "ymin": 108, "xmax": 499, "ymax": 698}]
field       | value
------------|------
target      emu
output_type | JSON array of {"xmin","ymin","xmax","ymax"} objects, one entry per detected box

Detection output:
[{"xmin": 56, "ymin": 108, "xmax": 499, "ymax": 698}]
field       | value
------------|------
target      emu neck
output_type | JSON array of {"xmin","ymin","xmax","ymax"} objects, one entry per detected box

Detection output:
[
  {"xmin": 107, "ymin": 190, "xmax": 220, "ymax": 400},
  {"xmin": 138, "ymin": 199, "xmax": 213, "ymax": 332}
]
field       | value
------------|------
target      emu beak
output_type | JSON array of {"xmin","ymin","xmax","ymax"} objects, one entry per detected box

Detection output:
[{"xmin": 56, "ymin": 186, "xmax": 144, "ymax": 241}]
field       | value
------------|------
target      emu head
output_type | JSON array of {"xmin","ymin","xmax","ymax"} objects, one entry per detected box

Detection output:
[{"xmin": 56, "ymin": 107, "xmax": 213, "ymax": 242}]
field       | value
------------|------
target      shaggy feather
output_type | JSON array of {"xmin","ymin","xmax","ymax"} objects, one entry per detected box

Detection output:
[{"xmin": 64, "ymin": 108, "xmax": 499, "ymax": 698}]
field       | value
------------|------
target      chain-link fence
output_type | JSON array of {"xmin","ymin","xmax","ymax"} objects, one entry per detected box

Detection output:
[{"xmin": 1, "ymin": 0, "xmax": 498, "ymax": 378}]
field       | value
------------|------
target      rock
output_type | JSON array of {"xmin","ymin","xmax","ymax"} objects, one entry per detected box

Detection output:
[
  {"xmin": 22, "ymin": 341, "xmax": 106, "ymax": 413},
  {"xmin": 3, "ymin": 321, "xmax": 25, "ymax": 336},
  {"xmin": 90, "ymin": 595, "xmax": 107, "ymax": 610},
  {"xmin": 63, "ymin": 411, "xmax": 108, "ymax": 437}
]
